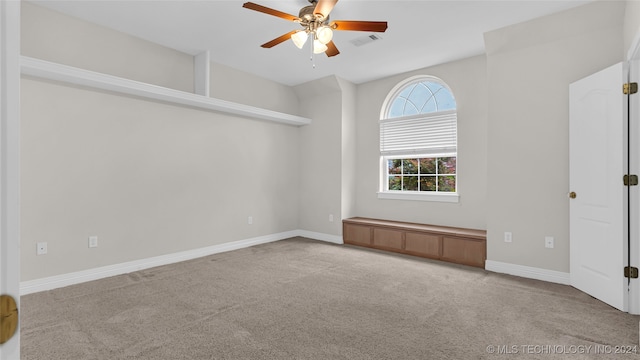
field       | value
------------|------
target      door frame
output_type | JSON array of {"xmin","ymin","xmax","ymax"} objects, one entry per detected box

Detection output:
[
  {"xmin": 628, "ymin": 32, "xmax": 640, "ymax": 315},
  {"xmin": 0, "ymin": 0, "xmax": 21, "ymax": 358}
]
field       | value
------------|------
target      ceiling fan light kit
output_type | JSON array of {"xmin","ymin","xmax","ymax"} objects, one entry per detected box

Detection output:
[
  {"xmin": 316, "ymin": 26, "xmax": 333, "ymax": 44},
  {"xmin": 313, "ymin": 39, "xmax": 328, "ymax": 54},
  {"xmin": 242, "ymin": 0, "xmax": 387, "ymax": 59},
  {"xmin": 291, "ymin": 30, "xmax": 308, "ymax": 49}
]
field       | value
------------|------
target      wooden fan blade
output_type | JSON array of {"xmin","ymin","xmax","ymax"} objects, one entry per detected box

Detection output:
[
  {"xmin": 325, "ymin": 41, "xmax": 340, "ymax": 57},
  {"xmin": 330, "ymin": 20, "xmax": 388, "ymax": 32},
  {"xmin": 314, "ymin": 0, "xmax": 338, "ymax": 19},
  {"xmin": 242, "ymin": 2, "xmax": 299, "ymax": 22},
  {"xmin": 261, "ymin": 30, "xmax": 298, "ymax": 48}
]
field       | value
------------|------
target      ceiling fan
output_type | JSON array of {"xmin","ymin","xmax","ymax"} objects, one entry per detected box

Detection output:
[{"xmin": 242, "ymin": 0, "xmax": 388, "ymax": 57}]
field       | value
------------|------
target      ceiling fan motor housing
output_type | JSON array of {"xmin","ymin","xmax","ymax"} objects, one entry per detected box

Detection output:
[{"xmin": 298, "ymin": 4, "xmax": 329, "ymax": 29}]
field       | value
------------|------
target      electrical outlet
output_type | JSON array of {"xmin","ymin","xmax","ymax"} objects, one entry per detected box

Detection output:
[
  {"xmin": 545, "ymin": 236, "xmax": 554, "ymax": 249},
  {"xmin": 36, "ymin": 242, "xmax": 47, "ymax": 255},
  {"xmin": 88, "ymin": 236, "xmax": 98, "ymax": 248},
  {"xmin": 248, "ymin": 216, "xmax": 253, "ymax": 225},
  {"xmin": 504, "ymin": 232, "xmax": 512, "ymax": 243},
  {"xmin": 329, "ymin": 214, "xmax": 334, "ymax": 222}
]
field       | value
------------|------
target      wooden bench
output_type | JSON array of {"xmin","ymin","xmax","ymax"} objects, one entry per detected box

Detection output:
[{"xmin": 342, "ymin": 217, "xmax": 487, "ymax": 268}]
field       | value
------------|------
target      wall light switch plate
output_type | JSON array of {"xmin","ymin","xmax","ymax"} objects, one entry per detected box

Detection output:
[{"xmin": 504, "ymin": 232, "xmax": 512, "ymax": 243}]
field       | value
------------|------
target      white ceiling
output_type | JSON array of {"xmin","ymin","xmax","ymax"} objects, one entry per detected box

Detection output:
[{"xmin": 30, "ymin": 0, "xmax": 594, "ymax": 86}]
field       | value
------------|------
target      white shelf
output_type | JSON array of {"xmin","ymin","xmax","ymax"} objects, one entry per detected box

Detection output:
[{"xmin": 20, "ymin": 56, "xmax": 312, "ymax": 127}]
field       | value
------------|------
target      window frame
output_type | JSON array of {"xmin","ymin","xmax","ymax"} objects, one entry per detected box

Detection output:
[{"xmin": 378, "ymin": 76, "xmax": 459, "ymax": 203}]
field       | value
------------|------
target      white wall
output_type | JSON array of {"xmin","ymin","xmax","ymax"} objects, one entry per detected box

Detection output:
[
  {"xmin": 295, "ymin": 76, "xmax": 343, "ymax": 235},
  {"xmin": 21, "ymin": 2, "xmax": 193, "ymax": 92},
  {"xmin": 294, "ymin": 76, "xmax": 358, "ymax": 237},
  {"xmin": 210, "ymin": 62, "xmax": 299, "ymax": 115},
  {"xmin": 339, "ymin": 78, "xmax": 358, "ymax": 222},
  {"xmin": 20, "ymin": 3, "xmax": 301, "ymax": 281},
  {"xmin": 354, "ymin": 55, "xmax": 488, "ymax": 230},
  {"xmin": 484, "ymin": 0, "xmax": 625, "ymax": 272},
  {"xmin": 624, "ymin": 0, "xmax": 640, "ymax": 58}
]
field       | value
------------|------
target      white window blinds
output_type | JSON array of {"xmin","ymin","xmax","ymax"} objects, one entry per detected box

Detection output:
[{"xmin": 380, "ymin": 110, "xmax": 457, "ymax": 156}]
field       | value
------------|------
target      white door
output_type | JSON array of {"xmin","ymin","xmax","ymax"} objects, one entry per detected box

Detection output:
[{"xmin": 569, "ymin": 62, "xmax": 627, "ymax": 312}]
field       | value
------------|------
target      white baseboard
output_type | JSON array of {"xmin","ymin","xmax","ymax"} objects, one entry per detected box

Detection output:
[
  {"xmin": 22, "ymin": 235, "xmax": 576, "ymax": 295},
  {"xmin": 485, "ymin": 260, "xmax": 570, "ymax": 285},
  {"xmin": 20, "ymin": 229, "xmax": 341, "ymax": 295},
  {"xmin": 296, "ymin": 230, "xmax": 344, "ymax": 244}
]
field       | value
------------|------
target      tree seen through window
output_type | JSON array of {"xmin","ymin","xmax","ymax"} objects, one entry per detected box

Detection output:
[{"xmin": 387, "ymin": 157, "xmax": 456, "ymax": 192}]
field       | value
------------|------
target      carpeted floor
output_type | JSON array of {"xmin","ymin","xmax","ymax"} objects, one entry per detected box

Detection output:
[{"xmin": 20, "ymin": 237, "xmax": 640, "ymax": 359}]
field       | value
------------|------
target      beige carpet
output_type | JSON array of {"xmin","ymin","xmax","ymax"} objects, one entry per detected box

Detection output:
[{"xmin": 20, "ymin": 237, "xmax": 639, "ymax": 359}]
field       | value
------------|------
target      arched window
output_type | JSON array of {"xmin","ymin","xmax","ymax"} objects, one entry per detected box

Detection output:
[{"xmin": 379, "ymin": 76, "xmax": 458, "ymax": 201}]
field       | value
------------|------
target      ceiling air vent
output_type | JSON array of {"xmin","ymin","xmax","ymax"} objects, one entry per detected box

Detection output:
[{"xmin": 350, "ymin": 34, "xmax": 383, "ymax": 47}]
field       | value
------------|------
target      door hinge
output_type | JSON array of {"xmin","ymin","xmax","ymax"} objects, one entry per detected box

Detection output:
[
  {"xmin": 625, "ymin": 266, "xmax": 639, "ymax": 279},
  {"xmin": 623, "ymin": 82, "xmax": 638, "ymax": 95},
  {"xmin": 624, "ymin": 174, "xmax": 638, "ymax": 186}
]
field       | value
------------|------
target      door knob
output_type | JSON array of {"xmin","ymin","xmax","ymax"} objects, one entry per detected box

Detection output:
[
  {"xmin": 569, "ymin": 191, "xmax": 577, "ymax": 199},
  {"xmin": 0, "ymin": 295, "xmax": 18, "ymax": 344}
]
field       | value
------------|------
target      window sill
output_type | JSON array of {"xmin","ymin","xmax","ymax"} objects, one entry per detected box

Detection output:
[{"xmin": 377, "ymin": 191, "xmax": 459, "ymax": 203}]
